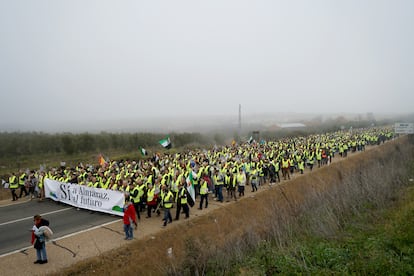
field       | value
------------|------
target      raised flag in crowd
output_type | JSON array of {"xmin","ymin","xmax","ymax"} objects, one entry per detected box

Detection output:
[
  {"xmin": 98, "ymin": 155, "xmax": 107, "ymax": 166},
  {"xmin": 139, "ymin": 146, "xmax": 147, "ymax": 156},
  {"xmin": 159, "ymin": 136, "xmax": 172, "ymax": 149}
]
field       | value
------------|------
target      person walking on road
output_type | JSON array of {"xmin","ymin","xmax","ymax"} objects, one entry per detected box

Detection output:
[
  {"xmin": 175, "ymin": 179, "xmax": 190, "ymax": 220},
  {"xmin": 146, "ymin": 183, "xmax": 158, "ymax": 218},
  {"xmin": 237, "ymin": 168, "xmax": 246, "ymax": 197},
  {"xmin": 161, "ymin": 184, "xmax": 174, "ymax": 227},
  {"xmin": 198, "ymin": 178, "xmax": 209, "ymax": 210},
  {"xmin": 129, "ymin": 182, "xmax": 141, "ymax": 221},
  {"xmin": 18, "ymin": 170, "xmax": 29, "ymax": 198},
  {"xmin": 281, "ymin": 156, "xmax": 291, "ymax": 180},
  {"xmin": 123, "ymin": 197, "xmax": 137, "ymax": 240},
  {"xmin": 32, "ymin": 215, "xmax": 50, "ymax": 264},
  {"xmin": 250, "ymin": 165, "xmax": 259, "ymax": 192},
  {"xmin": 9, "ymin": 172, "xmax": 19, "ymax": 201}
]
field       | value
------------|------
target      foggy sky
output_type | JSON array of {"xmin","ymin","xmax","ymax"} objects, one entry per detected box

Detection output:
[{"xmin": 1, "ymin": 0, "xmax": 413, "ymax": 132}]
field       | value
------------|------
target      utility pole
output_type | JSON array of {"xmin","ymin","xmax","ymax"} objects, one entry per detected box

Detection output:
[{"xmin": 238, "ymin": 104, "xmax": 242, "ymax": 132}]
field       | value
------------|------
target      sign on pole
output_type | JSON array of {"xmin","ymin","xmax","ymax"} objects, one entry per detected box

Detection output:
[{"xmin": 394, "ymin": 123, "xmax": 414, "ymax": 134}]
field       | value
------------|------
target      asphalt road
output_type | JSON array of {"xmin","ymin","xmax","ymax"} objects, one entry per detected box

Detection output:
[{"xmin": 0, "ymin": 198, "xmax": 121, "ymax": 256}]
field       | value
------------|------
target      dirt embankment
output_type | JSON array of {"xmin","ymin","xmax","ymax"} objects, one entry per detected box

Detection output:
[{"xmin": 55, "ymin": 137, "xmax": 412, "ymax": 276}]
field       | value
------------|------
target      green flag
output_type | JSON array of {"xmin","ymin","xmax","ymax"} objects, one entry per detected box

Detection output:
[
  {"xmin": 159, "ymin": 137, "xmax": 172, "ymax": 149},
  {"xmin": 139, "ymin": 147, "xmax": 147, "ymax": 156}
]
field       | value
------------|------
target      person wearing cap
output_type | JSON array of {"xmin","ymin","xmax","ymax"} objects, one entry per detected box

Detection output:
[{"xmin": 123, "ymin": 196, "xmax": 137, "ymax": 240}]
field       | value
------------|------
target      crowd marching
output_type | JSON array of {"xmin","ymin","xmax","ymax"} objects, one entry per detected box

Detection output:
[{"xmin": 4, "ymin": 127, "xmax": 394, "ymax": 229}]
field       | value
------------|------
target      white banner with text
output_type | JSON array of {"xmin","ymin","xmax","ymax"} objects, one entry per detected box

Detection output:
[{"xmin": 44, "ymin": 178, "xmax": 125, "ymax": 216}]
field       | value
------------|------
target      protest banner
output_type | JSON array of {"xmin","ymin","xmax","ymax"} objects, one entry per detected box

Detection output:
[{"xmin": 44, "ymin": 178, "xmax": 125, "ymax": 216}]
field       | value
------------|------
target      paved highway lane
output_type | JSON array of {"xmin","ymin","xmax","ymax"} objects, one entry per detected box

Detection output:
[{"xmin": 0, "ymin": 199, "xmax": 121, "ymax": 256}]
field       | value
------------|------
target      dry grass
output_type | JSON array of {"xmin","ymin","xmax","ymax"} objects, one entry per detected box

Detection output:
[{"xmin": 52, "ymin": 136, "xmax": 414, "ymax": 275}]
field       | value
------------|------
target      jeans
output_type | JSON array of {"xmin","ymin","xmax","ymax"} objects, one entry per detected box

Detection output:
[
  {"xmin": 238, "ymin": 185, "xmax": 245, "ymax": 196},
  {"xmin": 36, "ymin": 242, "xmax": 47, "ymax": 261},
  {"xmin": 217, "ymin": 185, "xmax": 223, "ymax": 202},
  {"xmin": 163, "ymin": 208, "xmax": 172, "ymax": 226},
  {"xmin": 199, "ymin": 194, "xmax": 208, "ymax": 209},
  {"xmin": 133, "ymin": 202, "xmax": 141, "ymax": 220},
  {"xmin": 251, "ymin": 180, "xmax": 258, "ymax": 192},
  {"xmin": 123, "ymin": 224, "xmax": 133, "ymax": 240},
  {"xmin": 194, "ymin": 184, "xmax": 200, "ymax": 199}
]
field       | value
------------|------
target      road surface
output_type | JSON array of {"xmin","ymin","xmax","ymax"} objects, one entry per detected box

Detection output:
[{"xmin": 0, "ymin": 198, "xmax": 120, "ymax": 256}]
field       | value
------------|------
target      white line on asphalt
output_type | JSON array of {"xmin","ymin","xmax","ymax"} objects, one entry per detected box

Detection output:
[
  {"xmin": 0, "ymin": 207, "xmax": 73, "ymax": 227},
  {"xmin": 52, "ymin": 219, "xmax": 121, "ymax": 241},
  {"xmin": 0, "ymin": 219, "xmax": 121, "ymax": 258}
]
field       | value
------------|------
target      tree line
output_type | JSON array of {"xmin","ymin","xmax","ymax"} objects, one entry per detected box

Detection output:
[{"xmin": 0, "ymin": 132, "xmax": 212, "ymax": 158}]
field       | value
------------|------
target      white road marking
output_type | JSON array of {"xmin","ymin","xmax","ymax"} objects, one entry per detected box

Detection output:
[
  {"xmin": 0, "ymin": 207, "xmax": 73, "ymax": 227},
  {"xmin": 52, "ymin": 219, "xmax": 121, "ymax": 241}
]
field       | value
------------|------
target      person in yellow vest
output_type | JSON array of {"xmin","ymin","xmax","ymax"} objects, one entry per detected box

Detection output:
[
  {"xmin": 146, "ymin": 183, "xmax": 157, "ymax": 218},
  {"xmin": 198, "ymin": 178, "xmax": 209, "ymax": 210},
  {"xmin": 9, "ymin": 172, "xmax": 19, "ymax": 201},
  {"xmin": 339, "ymin": 144, "xmax": 344, "ymax": 157},
  {"xmin": 109, "ymin": 179, "xmax": 119, "ymax": 191},
  {"xmin": 237, "ymin": 168, "xmax": 246, "ymax": 197},
  {"xmin": 161, "ymin": 185, "xmax": 174, "ymax": 227},
  {"xmin": 175, "ymin": 177, "xmax": 190, "ymax": 220},
  {"xmin": 129, "ymin": 182, "xmax": 141, "ymax": 220},
  {"xmin": 37, "ymin": 171, "xmax": 45, "ymax": 201},
  {"xmin": 351, "ymin": 140, "xmax": 357, "ymax": 152},
  {"xmin": 250, "ymin": 165, "xmax": 258, "ymax": 192},
  {"xmin": 298, "ymin": 159, "xmax": 305, "ymax": 174},
  {"xmin": 281, "ymin": 156, "xmax": 291, "ymax": 180},
  {"xmin": 308, "ymin": 151, "xmax": 315, "ymax": 171},
  {"xmin": 213, "ymin": 169, "xmax": 224, "ymax": 202},
  {"xmin": 18, "ymin": 171, "xmax": 29, "ymax": 198},
  {"xmin": 343, "ymin": 142, "xmax": 348, "ymax": 157},
  {"xmin": 316, "ymin": 149, "xmax": 322, "ymax": 168}
]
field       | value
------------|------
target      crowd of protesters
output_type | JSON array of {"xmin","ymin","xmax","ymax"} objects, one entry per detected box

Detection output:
[{"xmin": 2, "ymin": 127, "xmax": 394, "ymax": 228}]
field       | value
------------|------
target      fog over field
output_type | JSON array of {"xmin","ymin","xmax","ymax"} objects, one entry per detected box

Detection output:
[
  {"xmin": 0, "ymin": 0, "xmax": 413, "ymax": 133},
  {"xmin": 0, "ymin": 111, "xmax": 410, "ymax": 134}
]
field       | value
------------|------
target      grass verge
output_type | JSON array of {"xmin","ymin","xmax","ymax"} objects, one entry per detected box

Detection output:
[{"xmin": 231, "ymin": 184, "xmax": 414, "ymax": 275}]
